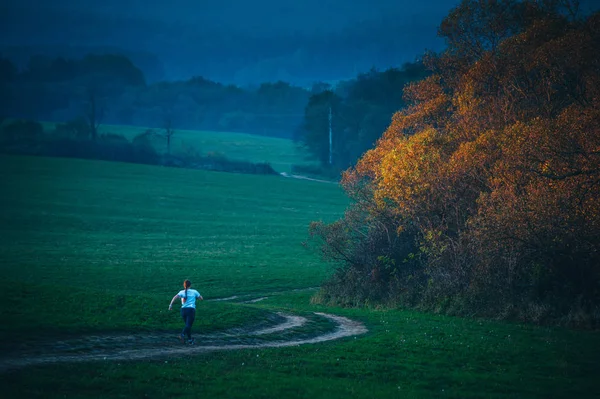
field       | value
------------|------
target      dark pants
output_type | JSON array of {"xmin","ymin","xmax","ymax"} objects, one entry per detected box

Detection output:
[{"xmin": 181, "ymin": 308, "xmax": 196, "ymax": 339}]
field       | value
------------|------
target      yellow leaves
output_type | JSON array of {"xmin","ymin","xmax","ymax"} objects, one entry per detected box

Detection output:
[
  {"xmin": 357, "ymin": 126, "xmax": 454, "ymax": 222},
  {"xmin": 403, "ymin": 75, "xmax": 445, "ymax": 104},
  {"xmin": 540, "ymin": 160, "xmax": 551, "ymax": 175},
  {"xmin": 322, "ymin": 3, "xmax": 600, "ymax": 315},
  {"xmin": 396, "ymin": 224, "xmax": 405, "ymax": 235},
  {"xmin": 448, "ymin": 129, "xmax": 497, "ymax": 175},
  {"xmin": 339, "ymin": 9, "xmax": 600, "ymax": 276},
  {"xmin": 453, "ymin": 73, "xmax": 483, "ymax": 116}
]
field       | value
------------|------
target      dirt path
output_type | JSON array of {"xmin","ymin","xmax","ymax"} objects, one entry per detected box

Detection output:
[
  {"xmin": 279, "ymin": 172, "xmax": 337, "ymax": 184},
  {"xmin": 0, "ymin": 312, "xmax": 367, "ymax": 372}
]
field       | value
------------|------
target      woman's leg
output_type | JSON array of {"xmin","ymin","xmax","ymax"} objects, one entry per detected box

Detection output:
[
  {"xmin": 181, "ymin": 308, "xmax": 196, "ymax": 340},
  {"xmin": 180, "ymin": 309, "xmax": 189, "ymax": 339}
]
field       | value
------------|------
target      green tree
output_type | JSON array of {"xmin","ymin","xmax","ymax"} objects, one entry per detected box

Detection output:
[
  {"xmin": 0, "ymin": 58, "xmax": 17, "ymax": 83},
  {"xmin": 297, "ymin": 63, "xmax": 428, "ymax": 171},
  {"xmin": 298, "ymin": 90, "xmax": 341, "ymax": 167}
]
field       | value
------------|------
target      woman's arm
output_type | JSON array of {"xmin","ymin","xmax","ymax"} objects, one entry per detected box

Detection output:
[{"xmin": 168, "ymin": 294, "xmax": 180, "ymax": 310}]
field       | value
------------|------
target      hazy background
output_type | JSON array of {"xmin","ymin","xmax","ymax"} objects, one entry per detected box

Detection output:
[
  {"xmin": 1, "ymin": 0, "xmax": 462, "ymax": 85},
  {"xmin": 2, "ymin": 0, "xmax": 599, "ymax": 164}
]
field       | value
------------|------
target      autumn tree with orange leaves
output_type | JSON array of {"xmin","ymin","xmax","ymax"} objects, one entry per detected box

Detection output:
[{"xmin": 311, "ymin": 0, "xmax": 600, "ymax": 326}]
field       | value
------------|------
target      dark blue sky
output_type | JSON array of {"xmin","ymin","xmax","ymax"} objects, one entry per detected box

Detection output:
[
  {"xmin": 1, "ymin": 1, "xmax": 598, "ymax": 85},
  {"xmin": 2, "ymin": 1, "xmax": 456, "ymax": 33}
]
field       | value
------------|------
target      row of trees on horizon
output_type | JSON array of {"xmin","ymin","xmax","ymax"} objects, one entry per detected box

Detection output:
[
  {"xmin": 0, "ymin": 54, "xmax": 308, "ymax": 138},
  {"xmin": 0, "ymin": 51, "xmax": 430, "ymax": 173}
]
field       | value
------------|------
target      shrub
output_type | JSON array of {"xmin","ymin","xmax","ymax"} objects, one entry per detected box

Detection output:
[
  {"xmin": 311, "ymin": 1, "xmax": 600, "ymax": 326},
  {"xmin": 53, "ymin": 119, "xmax": 90, "ymax": 140},
  {"xmin": 0, "ymin": 120, "xmax": 44, "ymax": 145}
]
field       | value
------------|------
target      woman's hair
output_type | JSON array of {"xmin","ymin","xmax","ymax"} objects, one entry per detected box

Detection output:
[{"xmin": 183, "ymin": 279, "xmax": 192, "ymax": 300}]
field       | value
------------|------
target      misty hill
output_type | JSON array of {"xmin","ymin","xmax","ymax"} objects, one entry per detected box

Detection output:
[
  {"xmin": 1, "ymin": 0, "xmax": 455, "ymax": 85},
  {"xmin": 3, "ymin": 1, "xmax": 599, "ymax": 85}
]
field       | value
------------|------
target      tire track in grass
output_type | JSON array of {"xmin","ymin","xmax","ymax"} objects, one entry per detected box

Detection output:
[
  {"xmin": 207, "ymin": 286, "xmax": 319, "ymax": 303},
  {"xmin": 279, "ymin": 172, "xmax": 337, "ymax": 184},
  {"xmin": 242, "ymin": 297, "xmax": 269, "ymax": 304},
  {"xmin": 0, "ymin": 312, "xmax": 367, "ymax": 372},
  {"xmin": 208, "ymin": 295, "xmax": 239, "ymax": 302}
]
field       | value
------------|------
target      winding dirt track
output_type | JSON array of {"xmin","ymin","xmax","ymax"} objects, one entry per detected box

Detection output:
[{"xmin": 0, "ymin": 312, "xmax": 367, "ymax": 372}]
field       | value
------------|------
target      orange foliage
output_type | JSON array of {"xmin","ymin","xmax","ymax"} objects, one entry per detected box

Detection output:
[{"xmin": 339, "ymin": 1, "xmax": 600, "ymax": 319}]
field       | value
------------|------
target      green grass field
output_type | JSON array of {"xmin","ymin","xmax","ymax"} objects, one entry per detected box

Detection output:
[
  {"xmin": 41, "ymin": 122, "xmax": 316, "ymax": 174},
  {"xmin": 1, "ymin": 154, "xmax": 599, "ymax": 398}
]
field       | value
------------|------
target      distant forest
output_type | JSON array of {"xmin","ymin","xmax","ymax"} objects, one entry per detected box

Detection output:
[
  {"xmin": 0, "ymin": 54, "xmax": 308, "ymax": 138},
  {"xmin": 0, "ymin": 53, "xmax": 428, "ymax": 171}
]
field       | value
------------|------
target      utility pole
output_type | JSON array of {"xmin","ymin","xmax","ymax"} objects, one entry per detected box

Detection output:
[{"xmin": 328, "ymin": 105, "xmax": 332, "ymax": 165}]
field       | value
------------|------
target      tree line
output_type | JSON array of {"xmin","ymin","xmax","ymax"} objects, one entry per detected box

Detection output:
[
  {"xmin": 0, "ymin": 54, "xmax": 309, "ymax": 138},
  {"xmin": 0, "ymin": 51, "xmax": 431, "ymax": 176},
  {"xmin": 0, "ymin": 119, "xmax": 278, "ymax": 176},
  {"xmin": 295, "ymin": 62, "xmax": 429, "ymax": 174},
  {"xmin": 310, "ymin": 0, "xmax": 600, "ymax": 327}
]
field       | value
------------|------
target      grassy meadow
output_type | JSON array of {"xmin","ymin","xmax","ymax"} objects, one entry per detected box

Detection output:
[
  {"xmin": 1, "ymin": 154, "xmax": 599, "ymax": 398},
  {"xmin": 41, "ymin": 122, "xmax": 317, "ymax": 174}
]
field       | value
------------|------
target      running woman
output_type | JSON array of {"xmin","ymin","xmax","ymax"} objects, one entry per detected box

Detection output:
[{"xmin": 169, "ymin": 280, "xmax": 203, "ymax": 344}]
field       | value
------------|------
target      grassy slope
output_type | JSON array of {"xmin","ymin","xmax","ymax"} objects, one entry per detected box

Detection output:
[
  {"xmin": 0, "ymin": 155, "xmax": 345, "ymax": 339},
  {"xmin": 0, "ymin": 155, "xmax": 599, "ymax": 398},
  {"xmin": 41, "ymin": 122, "xmax": 316, "ymax": 173}
]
